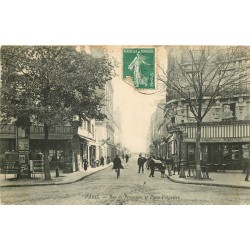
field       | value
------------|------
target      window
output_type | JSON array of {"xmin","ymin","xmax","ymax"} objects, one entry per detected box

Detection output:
[
  {"xmin": 187, "ymin": 105, "xmax": 195, "ymax": 119},
  {"xmin": 231, "ymin": 145, "xmax": 240, "ymax": 161},
  {"xmin": 168, "ymin": 140, "xmax": 176, "ymax": 157},
  {"xmin": 223, "ymin": 103, "xmax": 235, "ymax": 118},
  {"xmin": 171, "ymin": 117, "xmax": 176, "ymax": 124},
  {"xmin": 222, "ymin": 144, "xmax": 240, "ymax": 163},
  {"xmin": 188, "ymin": 144, "xmax": 195, "ymax": 162},
  {"xmin": 87, "ymin": 121, "xmax": 91, "ymax": 132}
]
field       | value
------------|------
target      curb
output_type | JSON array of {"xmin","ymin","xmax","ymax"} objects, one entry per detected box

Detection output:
[
  {"xmin": 166, "ymin": 175, "xmax": 250, "ymax": 190},
  {"xmin": 0, "ymin": 165, "xmax": 111, "ymax": 188}
]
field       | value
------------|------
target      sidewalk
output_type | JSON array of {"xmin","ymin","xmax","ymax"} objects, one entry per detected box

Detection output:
[
  {"xmin": 166, "ymin": 170, "xmax": 250, "ymax": 189},
  {"xmin": 0, "ymin": 164, "xmax": 112, "ymax": 188},
  {"xmin": 1, "ymin": 165, "xmax": 249, "ymax": 189}
]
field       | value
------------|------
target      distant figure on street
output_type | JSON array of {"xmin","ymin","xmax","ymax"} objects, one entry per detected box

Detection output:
[
  {"xmin": 243, "ymin": 158, "xmax": 250, "ymax": 181},
  {"xmin": 106, "ymin": 157, "xmax": 111, "ymax": 164},
  {"xmin": 113, "ymin": 155, "xmax": 122, "ymax": 170},
  {"xmin": 137, "ymin": 154, "xmax": 147, "ymax": 173},
  {"xmin": 125, "ymin": 154, "xmax": 129, "ymax": 163},
  {"xmin": 100, "ymin": 156, "xmax": 104, "ymax": 166},
  {"xmin": 148, "ymin": 156, "xmax": 155, "ymax": 177},
  {"xmin": 112, "ymin": 155, "xmax": 124, "ymax": 178},
  {"xmin": 83, "ymin": 158, "xmax": 88, "ymax": 171},
  {"xmin": 160, "ymin": 163, "xmax": 167, "ymax": 178},
  {"xmin": 166, "ymin": 158, "xmax": 174, "ymax": 176}
]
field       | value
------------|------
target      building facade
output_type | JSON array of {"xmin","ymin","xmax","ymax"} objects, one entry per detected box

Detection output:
[
  {"xmin": 113, "ymin": 107, "xmax": 123, "ymax": 157},
  {"xmin": 147, "ymin": 99, "xmax": 168, "ymax": 156},
  {"xmin": 160, "ymin": 46, "xmax": 250, "ymax": 171},
  {"xmin": 95, "ymin": 81, "xmax": 116, "ymax": 163},
  {"xmin": 0, "ymin": 118, "xmax": 97, "ymax": 172}
]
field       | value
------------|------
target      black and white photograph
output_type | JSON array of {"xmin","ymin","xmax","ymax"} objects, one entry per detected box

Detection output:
[
  {"xmin": 1, "ymin": 45, "xmax": 249, "ymax": 205},
  {"xmin": 0, "ymin": 1, "xmax": 249, "ymax": 250}
]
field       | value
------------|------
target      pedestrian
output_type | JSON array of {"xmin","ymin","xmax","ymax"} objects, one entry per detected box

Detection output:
[
  {"xmin": 113, "ymin": 155, "xmax": 121, "ymax": 170},
  {"xmin": 148, "ymin": 156, "xmax": 155, "ymax": 177},
  {"xmin": 160, "ymin": 163, "xmax": 167, "ymax": 178},
  {"xmin": 107, "ymin": 156, "xmax": 110, "ymax": 164},
  {"xmin": 125, "ymin": 154, "xmax": 129, "ymax": 163},
  {"xmin": 112, "ymin": 155, "xmax": 123, "ymax": 178},
  {"xmin": 137, "ymin": 154, "xmax": 146, "ymax": 173},
  {"xmin": 166, "ymin": 158, "xmax": 173, "ymax": 176},
  {"xmin": 100, "ymin": 156, "xmax": 104, "ymax": 166},
  {"xmin": 244, "ymin": 158, "xmax": 250, "ymax": 181},
  {"xmin": 83, "ymin": 158, "xmax": 88, "ymax": 171},
  {"xmin": 146, "ymin": 157, "xmax": 150, "ymax": 170}
]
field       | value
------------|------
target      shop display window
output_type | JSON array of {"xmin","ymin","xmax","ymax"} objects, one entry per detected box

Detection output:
[{"xmin": 222, "ymin": 144, "xmax": 241, "ymax": 163}]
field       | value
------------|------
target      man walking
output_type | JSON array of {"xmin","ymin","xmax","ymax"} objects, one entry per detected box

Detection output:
[
  {"xmin": 113, "ymin": 155, "xmax": 123, "ymax": 178},
  {"xmin": 125, "ymin": 154, "xmax": 129, "ymax": 163},
  {"xmin": 137, "ymin": 154, "xmax": 146, "ymax": 173},
  {"xmin": 148, "ymin": 156, "xmax": 155, "ymax": 177}
]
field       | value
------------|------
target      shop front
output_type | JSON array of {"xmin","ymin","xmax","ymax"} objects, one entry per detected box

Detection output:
[
  {"xmin": 0, "ymin": 124, "xmax": 97, "ymax": 174},
  {"xmin": 183, "ymin": 122, "xmax": 250, "ymax": 171}
]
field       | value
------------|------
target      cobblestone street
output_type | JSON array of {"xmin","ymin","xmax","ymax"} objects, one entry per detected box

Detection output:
[{"xmin": 1, "ymin": 157, "xmax": 250, "ymax": 205}]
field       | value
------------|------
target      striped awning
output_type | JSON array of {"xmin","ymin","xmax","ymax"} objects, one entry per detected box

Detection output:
[{"xmin": 183, "ymin": 123, "xmax": 250, "ymax": 143}]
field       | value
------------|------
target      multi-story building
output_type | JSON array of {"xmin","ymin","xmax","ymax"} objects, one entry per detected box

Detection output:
[
  {"xmin": 96, "ymin": 81, "xmax": 116, "ymax": 163},
  {"xmin": 147, "ymin": 99, "xmax": 168, "ymax": 156},
  {"xmin": 162, "ymin": 46, "xmax": 250, "ymax": 171},
  {"xmin": 0, "ymin": 118, "xmax": 97, "ymax": 172},
  {"xmin": 113, "ymin": 107, "xmax": 123, "ymax": 157}
]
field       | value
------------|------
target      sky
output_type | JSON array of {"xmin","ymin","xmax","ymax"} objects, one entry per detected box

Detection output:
[{"xmin": 109, "ymin": 46, "xmax": 168, "ymax": 153}]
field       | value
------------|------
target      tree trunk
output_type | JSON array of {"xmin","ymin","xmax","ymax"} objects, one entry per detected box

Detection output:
[
  {"xmin": 195, "ymin": 122, "xmax": 202, "ymax": 179},
  {"xmin": 44, "ymin": 123, "xmax": 51, "ymax": 180},
  {"xmin": 179, "ymin": 131, "xmax": 186, "ymax": 178}
]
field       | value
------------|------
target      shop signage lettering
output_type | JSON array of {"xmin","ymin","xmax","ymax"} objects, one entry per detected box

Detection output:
[
  {"xmin": 184, "ymin": 137, "xmax": 248, "ymax": 143},
  {"xmin": 31, "ymin": 126, "xmax": 74, "ymax": 134},
  {"xmin": 18, "ymin": 139, "xmax": 29, "ymax": 151},
  {"xmin": 0, "ymin": 125, "xmax": 74, "ymax": 135},
  {"xmin": 0, "ymin": 125, "xmax": 16, "ymax": 134}
]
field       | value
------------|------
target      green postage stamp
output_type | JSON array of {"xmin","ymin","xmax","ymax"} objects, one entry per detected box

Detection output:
[{"xmin": 123, "ymin": 48, "xmax": 155, "ymax": 89}]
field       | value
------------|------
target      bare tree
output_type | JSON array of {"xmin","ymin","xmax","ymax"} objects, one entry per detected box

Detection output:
[{"xmin": 159, "ymin": 46, "xmax": 249, "ymax": 179}]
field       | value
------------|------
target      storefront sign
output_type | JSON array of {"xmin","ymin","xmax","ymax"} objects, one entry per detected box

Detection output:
[
  {"xmin": 18, "ymin": 139, "xmax": 29, "ymax": 151},
  {"xmin": 30, "ymin": 126, "xmax": 75, "ymax": 139},
  {"xmin": 183, "ymin": 137, "xmax": 250, "ymax": 143},
  {"xmin": 30, "ymin": 126, "xmax": 74, "ymax": 134},
  {"xmin": 0, "ymin": 125, "xmax": 16, "ymax": 134},
  {"xmin": 0, "ymin": 125, "xmax": 74, "ymax": 135}
]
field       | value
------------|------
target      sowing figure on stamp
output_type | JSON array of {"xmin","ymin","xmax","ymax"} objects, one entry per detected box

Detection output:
[{"xmin": 128, "ymin": 51, "xmax": 150, "ymax": 86}]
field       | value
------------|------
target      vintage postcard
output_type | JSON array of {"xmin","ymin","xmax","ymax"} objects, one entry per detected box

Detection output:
[{"xmin": 0, "ymin": 45, "xmax": 250, "ymax": 205}]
